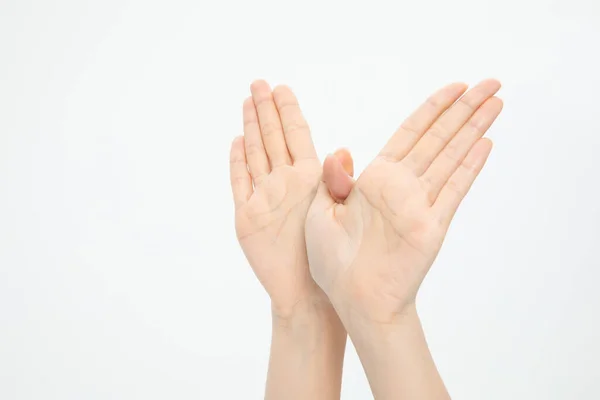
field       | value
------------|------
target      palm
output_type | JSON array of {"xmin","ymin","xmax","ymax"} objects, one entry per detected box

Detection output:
[
  {"xmin": 236, "ymin": 161, "xmax": 321, "ymax": 310},
  {"xmin": 307, "ymin": 80, "xmax": 503, "ymax": 323},
  {"xmin": 325, "ymin": 159, "xmax": 444, "ymax": 320}
]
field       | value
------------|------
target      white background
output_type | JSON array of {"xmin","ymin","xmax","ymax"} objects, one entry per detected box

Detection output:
[{"xmin": 1, "ymin": 0, "xmax": 599, "ymax": 399}]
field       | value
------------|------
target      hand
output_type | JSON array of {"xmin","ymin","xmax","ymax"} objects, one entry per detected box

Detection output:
[
  {"xmin": 229, "ymin": 80, "xmax": 353, "ymax": 318},
  {"xmin": 306, "ymin": 79, "xmax": 503, "ymax": 325}
]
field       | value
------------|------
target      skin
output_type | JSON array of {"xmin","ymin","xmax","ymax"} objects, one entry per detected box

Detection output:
[
  {"xmin": 230, "ymin": 79, "xmax": 503, "ymax": 399},
  {"xmin": 229, "ymin": 80, "xmax": 353, "ymax": 400},
  {"xmin": 307, "ymin": 79, "xmax": 504, "ymax": 399}
]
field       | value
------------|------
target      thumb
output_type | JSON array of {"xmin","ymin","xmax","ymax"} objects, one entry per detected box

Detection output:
[{"xmin": 323, "ymin": 148, "xmax": 355, "ymax": 202}]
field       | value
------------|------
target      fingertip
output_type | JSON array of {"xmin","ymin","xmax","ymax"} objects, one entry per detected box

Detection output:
[
  {"xmin": 489, "ymin": 78, "xmax": 502, "ymax": 86},
  {"xmin": 250, "ymin": 80, "xmax": 273, "ymax": 105},
  {"xmin": 450, "ymin": 81, "xmax": 469, "ymax": 93},
  {"xmin": 464, "ymin": 137, "xmax": 494, "ymax": 169},
  {"xmin": 490, "ymin": 96, "xmax": 504, "ymax": 111},
  {"xmin": 230, "ymin": 135, "xmax": 243, "ymax": 151},
  {"xmin": 250, "ymin": 79, "xmax": 271, "ymax": 94},
  {"xmin": 250, "ymin": 79, "xmax": 267, "ymax": 88},
  {"xmin": 333, "ymin": 148, "xmax": 354, "ymax": 177},
  {"xmin": 272, "ymin": 84, "xmax": 293, "ymax": 97},
  {"xmin": 243, "ymin": 97, "xmax": 257, "ymax": 119},
  {"xmin": 481, "ymin": 78, "xmax": 502, "ymax": 91},
  {"xmin": 480, "ymin": 137, "xmax": 494, "ymax": 152},
  {"xmin": 439, "ymin": 82, "xmax": 468, "ymax": 100},
  {"xmin": 230, "ymin": 136, "xmax": 247, "ymax": 166}
]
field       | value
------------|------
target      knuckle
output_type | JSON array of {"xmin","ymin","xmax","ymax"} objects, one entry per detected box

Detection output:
[
  {"xmin": 253, "ymin": 94, "xmax": 273, "ymax": 109},
  {"xmin": 260, "ymin": 122, "xmax": 280, "ymax": 137},
  {"xmin": 445, "ymin": 178, "xmax": 465, "ymax": 197},
  {"xmin": 243, "ymin": 120, "xmax": 258, "ymax": 130},
  {"xmin": 230, "ymin": 175, "xmax": 247, "ymax": 186},
  {"xmin": 425, "ymin": 94, "xmax": 441, "ymax": 109},
  {"xmin": 229, "ymin": 155, "xmax": 245, "ymax": 165},
  {"xmin": 400, "ymin": 122, "xmax": 420, "ymax": 139},
  {"xmin": 426, "ymin": 126, "xmax": 447, "ymax": 143},
  {"xmin": 244, "ymin": 141, "xmax": 263, "ymax": 156},
  {"xmin": 467, "ymin": 115, "xmax": 485, "ymax": 131},
  {"xmin": 277, "ymin": 100, "xmax": 299, "ymax": 114},
  {"xmin": 377, "ymin": 152, "xmax": 398, "ymax": 162},
  {"xmin": 403, "ymin": 152, "xmax": 423, "ymax": 169},
  {"xmin": 441, "ymin": 142, "xmax": 462, "ymax": 166},
  {"xmin": 460, "ymin": 157, "xmax": 478, "ymax": 173},
  {"xmin": 458, "ymin": 95, "xmax": 477, "ymax": 112},
  {"xmin": 420, "ymin": 173, "xmax": 436, "ymax": 190},
  {"xmin": 284, "ymin": 121, "xmax": 309, "ymax": 135}
]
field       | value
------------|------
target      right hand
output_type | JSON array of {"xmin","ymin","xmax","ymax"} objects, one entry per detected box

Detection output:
[{"xmin": 306, "ymin": 80, "xmax": 503, "ymax": 325}]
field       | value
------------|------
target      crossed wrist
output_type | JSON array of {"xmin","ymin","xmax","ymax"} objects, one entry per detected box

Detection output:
[
  {"xmin": 271, "ymin": 290, "xmax": 338, "ymax": 327},
  {"xmin": 331, "ymin": 297, "xmax": 420, "ymax": 342}
]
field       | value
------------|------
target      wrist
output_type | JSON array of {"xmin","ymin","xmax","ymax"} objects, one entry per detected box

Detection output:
[
  {"xmin": 271, "ymin": 293, "xmax": 342, "ymax": 332},
  {"xmin": 327, "ymin": 283, "xmax": 419, "ymax": 335},
  {"xmin": 267, "ymin": 295, "xmax": 347, "ymax": 400},
  {"xmin": 270, "ymin": 284, "xmax": 336, "ymax": 323},
  {"xmin": 271, "ymin": 291, "xmax": 347, "ymax": 350},
  {"xmin": 340, "ymin": 303, "xmax": 450, "ymax": 400},
  {"xmin": 341, "ymin": 302, "xmax": 420, "ymax": 346}
]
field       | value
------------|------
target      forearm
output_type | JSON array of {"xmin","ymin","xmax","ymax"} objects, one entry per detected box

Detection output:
[
  {"xmin": 265, "ymin": 299, "xmax": 347, "ymax": 400},
  {"xmin": 346, "ymin": 305, "xmax": 450, "ymax": 400}
]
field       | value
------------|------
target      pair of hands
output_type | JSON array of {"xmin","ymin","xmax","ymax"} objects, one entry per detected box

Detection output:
[
  {"xmin": 231, "ymin": 79, "xmax": 501, "ymax": 323},
  {"xmin": 229, "ymin": 79, "xmax": 502, "ymax": 398}
]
